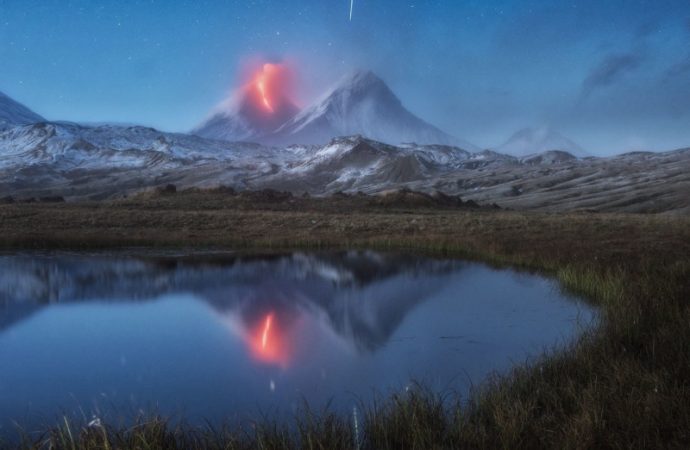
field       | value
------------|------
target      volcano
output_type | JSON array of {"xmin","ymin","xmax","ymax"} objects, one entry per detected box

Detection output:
[
  {"xmin": 193, "ymin": 69, "xmax": 475, "ymax": 150},
  {"xmin": 269, "ymin": 70, "xmax": 474, "ymax": 148},
  {"xmin": 192, "ymin": 63, "xmax": 299, "ymax": 142}
]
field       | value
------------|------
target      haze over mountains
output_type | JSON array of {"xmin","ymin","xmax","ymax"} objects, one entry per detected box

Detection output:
[{"xmin": 0, "ymin": 78, "xmax": 688, "ymax": 213}]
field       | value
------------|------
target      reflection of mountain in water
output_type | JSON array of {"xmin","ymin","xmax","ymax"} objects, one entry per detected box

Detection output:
[{"xmin": 0, "ymin": 252, "xmax": 463, "ymax": 352}]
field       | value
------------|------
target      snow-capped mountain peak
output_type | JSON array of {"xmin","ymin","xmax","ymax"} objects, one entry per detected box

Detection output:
[
  {"xmin": 316, "ymin": 69, "xmax": 398, "ymax": 109},
  {"xmin": 270, "ymin": 70, "xmax": 475, "ymax": 149},
  {"xmin": 274, "ymin": 70, "xmax": 400, "ymax": 133}
]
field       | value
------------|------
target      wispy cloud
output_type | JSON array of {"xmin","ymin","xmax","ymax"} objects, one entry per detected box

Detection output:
[{"xmin": 581, "ymin": 52, "xmax": 643, "ymax": 97}]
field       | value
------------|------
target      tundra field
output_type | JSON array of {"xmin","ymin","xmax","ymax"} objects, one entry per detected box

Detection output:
[{"xmin": 0, "ymin": 189, "xmax": 689, "ymax": 449}]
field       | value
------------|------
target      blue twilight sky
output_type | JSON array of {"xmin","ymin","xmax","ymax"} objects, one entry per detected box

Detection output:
[{"xmin": 1, "ymin": 0, "xmax": 689, "ymax": 154}]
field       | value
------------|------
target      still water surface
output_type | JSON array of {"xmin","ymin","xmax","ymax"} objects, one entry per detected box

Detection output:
[{"xmin": 0, "ymin": 251, "xmax": 594, "ymax": 430}]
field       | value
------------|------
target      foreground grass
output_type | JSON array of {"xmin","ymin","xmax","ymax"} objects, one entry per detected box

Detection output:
[{"xmin": 1, "ymin": 194, "xmax": 689, "ymax": 449}]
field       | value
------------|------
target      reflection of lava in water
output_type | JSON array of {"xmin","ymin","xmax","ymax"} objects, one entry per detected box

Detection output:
[
  {"xmin": 261, "ymin": 314, "xmax": 273, "ymax": 348},
  {"xmin": 250, "ymin": 312, "xmax": 289, "ymax": 366}
]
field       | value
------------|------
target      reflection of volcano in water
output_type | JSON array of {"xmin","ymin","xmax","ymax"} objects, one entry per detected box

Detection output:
[{"xmin": 0, "ymin": 252, "xmax": 462, "ymax": 358}]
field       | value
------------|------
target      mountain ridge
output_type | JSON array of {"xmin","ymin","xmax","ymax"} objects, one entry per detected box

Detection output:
[{"xmin": 1, "ymin": 121, "xmax": 688, "ymax": 213}]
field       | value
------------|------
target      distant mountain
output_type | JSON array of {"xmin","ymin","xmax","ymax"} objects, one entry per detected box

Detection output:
[
  {"xmin": 0, "ymin": 91, "xmax": 45, "ymax": 129},
  {"xmin": 497, "ymin": 127, "xmax": 587, "ymax": 157},
  {"xmin": 193, "ymin": 70, "xmax": 476, "ymax": 150},
  {"xmin": 519, "ymin": 150, "xmax": 578, "ymax": 165},
  {"xmin": 269, "ymin": 71, "xmax": 476, "ymax": 149}
]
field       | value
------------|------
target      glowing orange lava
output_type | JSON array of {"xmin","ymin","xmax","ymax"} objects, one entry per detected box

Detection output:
[
  {"xmin": 256, "ymin": 75, "xmax": 273, "ymax": 112},
  {"xmin": 246, "ymin": 62, "xmax": 295, "ymax": 116}
]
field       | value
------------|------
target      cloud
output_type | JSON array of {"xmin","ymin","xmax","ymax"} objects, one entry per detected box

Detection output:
[{"xmin": 581, "ymin": 52, "xmax": 643, "ymax": 97}]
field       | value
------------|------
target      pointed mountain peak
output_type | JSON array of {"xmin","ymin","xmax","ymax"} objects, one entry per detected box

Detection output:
[
  {"xmin": 328, "ymin": 69, "xmax": 394, "ymax": 100},
  {"xmin": 337, "ymin": 69, "xmax": 386, "ymax": 88}
]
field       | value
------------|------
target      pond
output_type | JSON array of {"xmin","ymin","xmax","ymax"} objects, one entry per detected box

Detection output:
[{"xmin": 0, "ymin": 251, "xmax": 594, "ymax": 433}]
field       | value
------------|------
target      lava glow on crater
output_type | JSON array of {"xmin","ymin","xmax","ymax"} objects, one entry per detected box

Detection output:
[
  {"xmin": 242, "ymin": 62, "xmax": 298, "ymax": 121},
  {"xmin": 254, "ymin": 65, "xmax": 275, "ymax": 113}
]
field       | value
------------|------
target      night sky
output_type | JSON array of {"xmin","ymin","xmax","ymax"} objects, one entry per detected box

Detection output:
[{"xmin": 1, "ymin": 0, "xmax": 689, "ymax": 154}]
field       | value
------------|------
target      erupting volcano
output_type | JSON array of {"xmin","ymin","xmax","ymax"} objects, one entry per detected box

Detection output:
[
  {"xmin": 245, "ymin": 63, "xmax": 297, "ymax": 120},
  {"xmin": 192, "ymin": 62, "xmax": 299, "ymax": 142}
]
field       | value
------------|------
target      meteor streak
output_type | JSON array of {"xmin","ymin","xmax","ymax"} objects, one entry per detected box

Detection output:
[{"xmin": 349, "ymin": 0, "xmax": 354, "ymax": 20}]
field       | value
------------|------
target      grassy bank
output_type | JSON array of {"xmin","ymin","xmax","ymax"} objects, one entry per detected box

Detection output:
[{"xmin": 1, "ymin": 193, "xmax": 689, "ymax": 449}]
